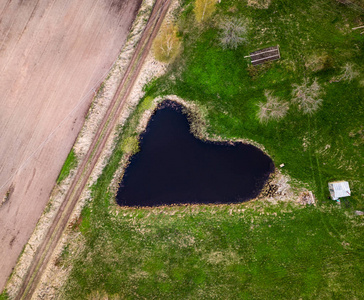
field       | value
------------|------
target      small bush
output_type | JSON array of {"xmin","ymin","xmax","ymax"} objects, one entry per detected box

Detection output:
[
  {"xmin": 257, "ymin": 90, "xmax": 289, "ymax": 123},
  {"xmin": 120, "ymin": 136, "xmax": 140, "ymax": 155},
  {"xmin": 152, "ymin": 23, "xmax": 181, "ymax": 63},
  {"xmin": 292, "ymin": 78, "xmax": 323, "ymax": 115}
]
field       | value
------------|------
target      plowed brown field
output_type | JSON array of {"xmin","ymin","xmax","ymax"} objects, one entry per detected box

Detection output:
[{"xmin": 0, "ymin": 0, "xmax": 141, "ymax": 290}]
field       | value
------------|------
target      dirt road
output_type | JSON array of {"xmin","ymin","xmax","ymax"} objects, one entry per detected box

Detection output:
[{"xmin": 0, "ymin": 0, "xmax": 142, "ymax": 291}]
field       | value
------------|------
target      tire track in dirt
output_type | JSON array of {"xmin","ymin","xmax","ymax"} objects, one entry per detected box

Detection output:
[
  {"xmin": 0, "ymin": 0, "xmax": 12, "ymax": 18},
  {"xmin": 0, "ymin": 0, "xmax": 44, "ymax": 73},
  {"xmin": 15, "ymin": 0, "xmax": 171, "ymax": 298},
  {"xmin": 0, "ymin": 0, "xmax": 65, "ymax": 142}
]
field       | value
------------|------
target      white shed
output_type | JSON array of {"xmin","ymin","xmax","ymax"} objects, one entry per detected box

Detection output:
[{"xmin": 328, "ymin": 181, "xmax": 351, "ymax": 200}]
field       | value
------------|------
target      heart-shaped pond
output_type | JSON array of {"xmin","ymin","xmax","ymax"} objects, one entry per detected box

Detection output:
[{"xmin": 117, "ymin": 101, "xmax": 274, "ymax": 207}]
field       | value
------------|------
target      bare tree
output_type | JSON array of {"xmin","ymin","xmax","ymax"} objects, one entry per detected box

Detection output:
[
  {"xmin": 340, "ymin": 63, "xmax": 359, "ymax": 82},
  {"xmin": 219, "ymin": 17, "xmax": 248, "ymax": 49},
  {"xmin": 292, "ymin": 78, "xmax": 323, "ymax": 115},
  {"xmin": 257, "ymin": 90, "xmax": 289, "ymax": 123},
  {"xmin": 330, "ymin": 63, "xmax": 359, "ymax": 83}
]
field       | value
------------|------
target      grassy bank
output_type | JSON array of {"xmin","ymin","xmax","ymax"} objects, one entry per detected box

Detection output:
[
  {"xmin": 56, "ymin": 149, "xmax": 78, "ymax": 184},
  {"xmin": 57, "ymin": 0, "xmax": 364, "ymax": 298}
]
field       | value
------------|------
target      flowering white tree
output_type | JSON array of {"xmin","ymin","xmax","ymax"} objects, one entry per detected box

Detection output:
[{"xmin": 292, "ymin": 78, "xmax": 323, "ymax": 115}]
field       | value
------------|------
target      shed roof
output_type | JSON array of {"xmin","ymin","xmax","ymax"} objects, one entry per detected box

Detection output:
[
  {"xmin": 328, "ymin": 181, "xmax": 351, "ymax": 200},
  {"xmin": 248, "ymin": 45, "xmax": 280, "ymax": 65}
]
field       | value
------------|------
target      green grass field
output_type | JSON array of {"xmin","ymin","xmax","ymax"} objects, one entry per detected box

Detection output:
[
  {"xmin": 145, "ymin": 0, "xmax": 364, "ymax": 208},
  {"xmin": 61, "ymin": 202, "xmax": 363, "ymax": 299},
  {"xmin": 38, "ymin": 0, "xmax": 364, "ymax": 298}
]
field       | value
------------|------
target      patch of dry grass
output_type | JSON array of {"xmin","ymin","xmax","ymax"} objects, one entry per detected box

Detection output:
[
  {"xmin": 194, "ymin": 0, "xmax": 218, "ymax": 23},
  {"xmin": 305, "ymin": 53, "xmax": 333, "ymax": 72},
  {"xmin": 247, "ymin": 0, "xmax": 271, "ymax": 9}
]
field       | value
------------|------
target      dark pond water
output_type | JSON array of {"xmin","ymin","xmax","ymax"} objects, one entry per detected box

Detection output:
[{"xmin": 117, "ymin": 101, "xmax": 274, "ymax": 207}]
